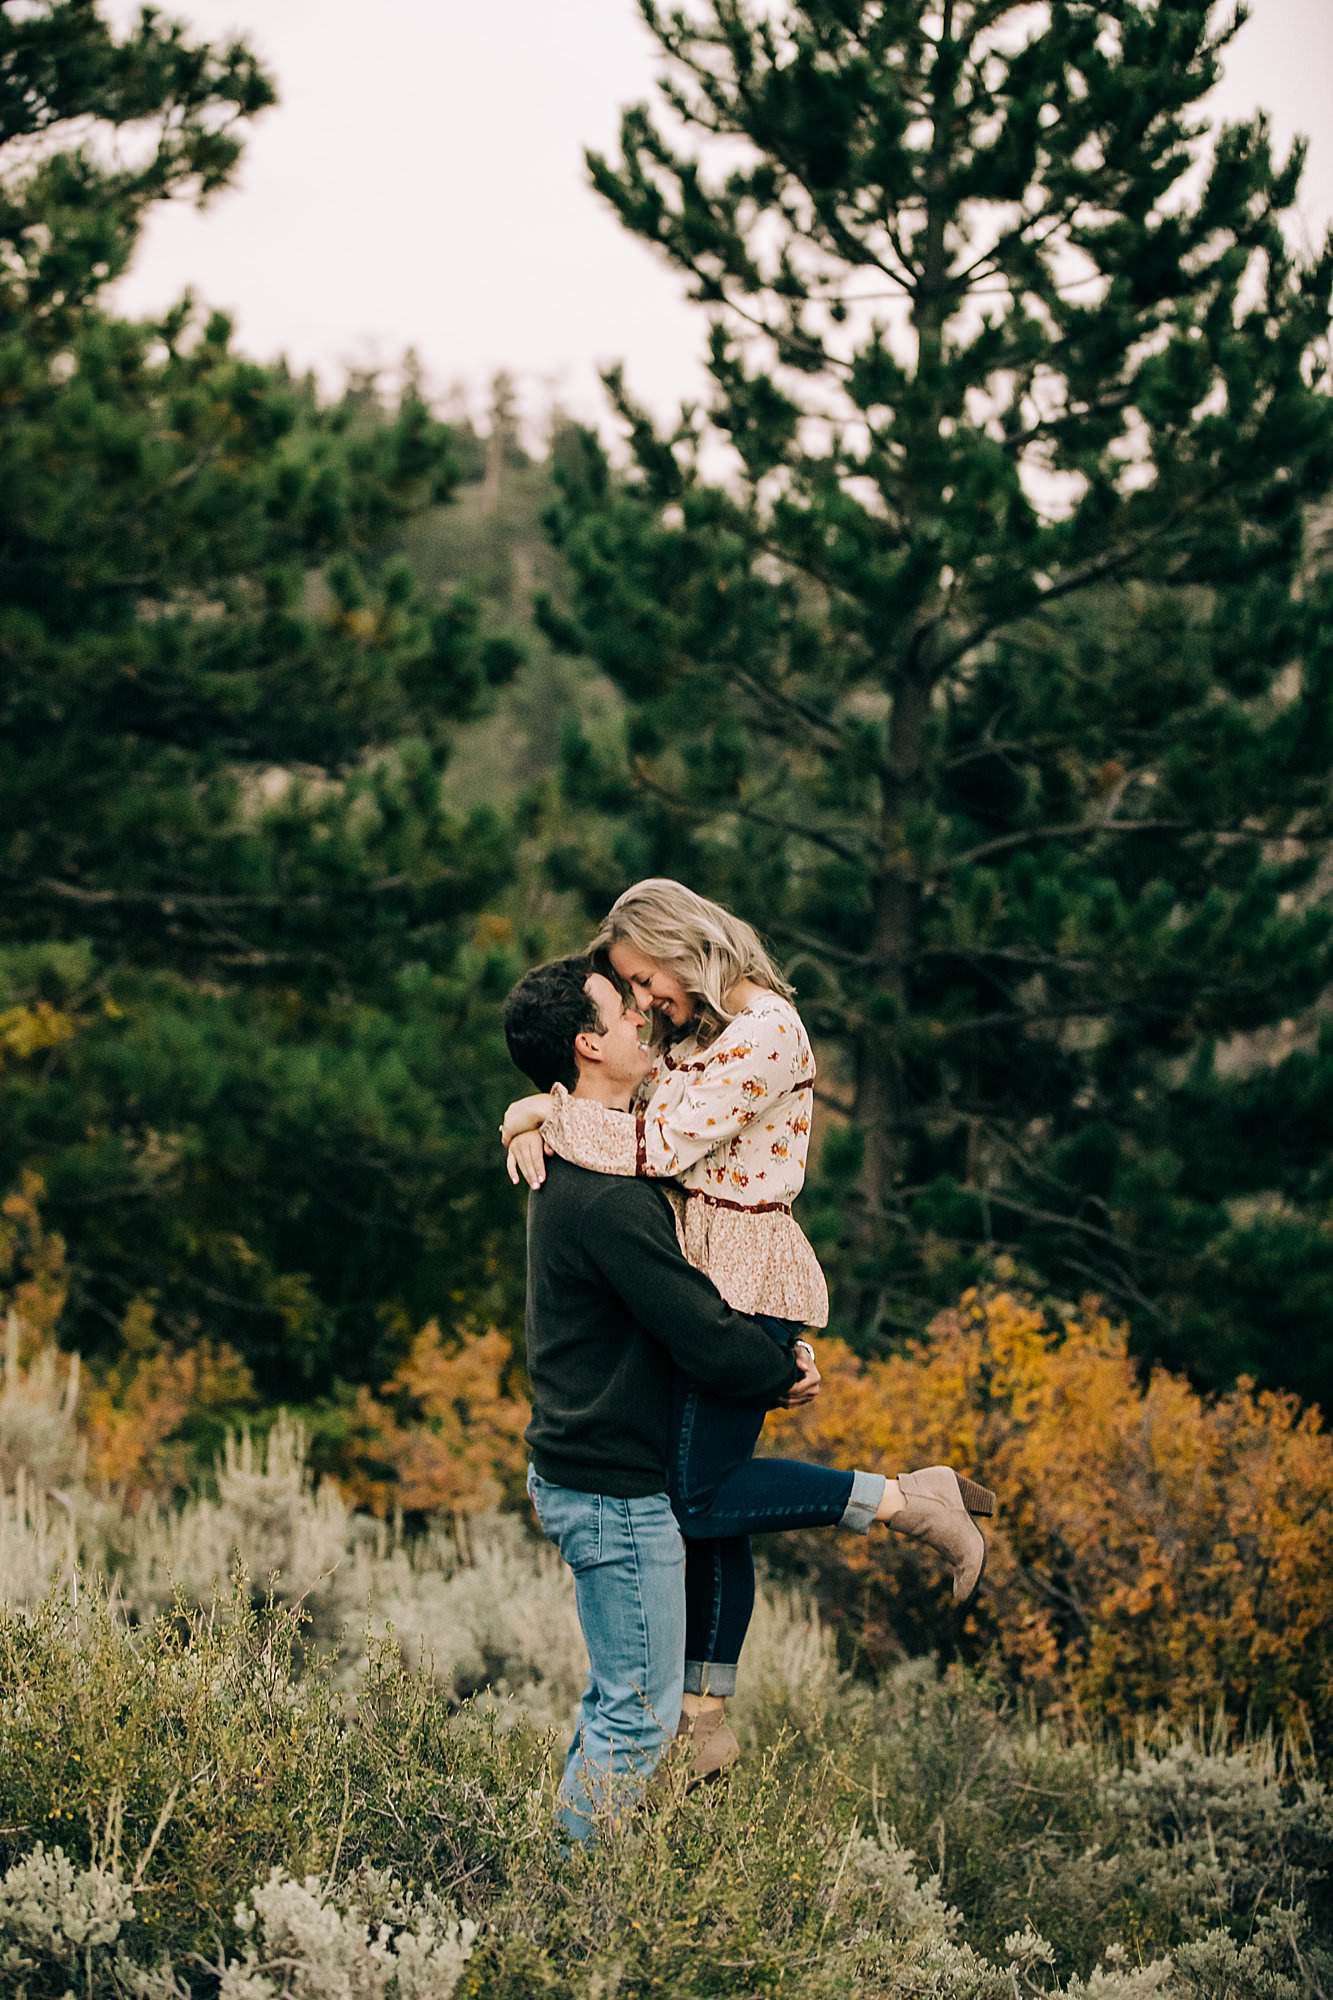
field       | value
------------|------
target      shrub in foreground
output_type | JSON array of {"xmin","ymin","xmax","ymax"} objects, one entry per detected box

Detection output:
[{"xmin": 0, "ymin": 1584, "xmax": 1330, "ymax": 1998}]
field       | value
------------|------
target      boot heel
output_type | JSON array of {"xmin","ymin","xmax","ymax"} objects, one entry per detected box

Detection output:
[{"xmin": 957, "ymin": 1476, "xmax": 995, "ymax": 1517}]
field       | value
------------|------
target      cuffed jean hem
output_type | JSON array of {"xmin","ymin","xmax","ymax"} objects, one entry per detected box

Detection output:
[
  {"xmin": 684, "ymin": 1658, "xmax": 737, "ymax": 1697},
  {"xmin": 840, "ymin": 1468, "xmax": 887, "ymax": 1535}
]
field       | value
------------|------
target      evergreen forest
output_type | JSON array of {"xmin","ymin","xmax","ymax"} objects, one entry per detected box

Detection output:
[{"xmin": 5, "ymin": 0, "xmax": 1332, "ymax": 1444}]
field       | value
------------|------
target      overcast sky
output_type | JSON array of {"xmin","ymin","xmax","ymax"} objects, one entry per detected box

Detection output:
[{"xmin": 106, "ymin": 1, "xmax": 1333, "ymax": 439}]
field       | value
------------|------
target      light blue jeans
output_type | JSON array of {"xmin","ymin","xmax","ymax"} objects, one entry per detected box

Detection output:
[{"xmin": 527, "ymin": 1464, "xmax": 686, "ymax": 1844}]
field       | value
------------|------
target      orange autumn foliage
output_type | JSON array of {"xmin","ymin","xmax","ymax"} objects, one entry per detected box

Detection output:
[
  {"xmin": 80, "ymin": 1299, "xmax": 255, "ymax": 1493},
  {"xmin": 340, "ymin": 1320, "xmax": 529, "ymax": 1517},
  {"xmin": 768, "ymin": 1286, "xmax": 1333, "ymax": 1743}
]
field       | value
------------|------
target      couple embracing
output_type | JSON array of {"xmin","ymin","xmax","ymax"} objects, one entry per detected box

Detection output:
[{"xmin": 501, "ymin": 878, "xmax": 995, "ymax": 1845}]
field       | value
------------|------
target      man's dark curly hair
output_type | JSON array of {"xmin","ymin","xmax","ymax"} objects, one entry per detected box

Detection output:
[{"xmin": 502, "ymin": 954, "xmax": 608, "ymax": 1092}]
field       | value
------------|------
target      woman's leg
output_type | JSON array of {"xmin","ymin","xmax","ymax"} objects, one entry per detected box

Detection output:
[
  {"xmin": 674, "ymin": 1318, "xmax": 990, "ymax": 1600},
  {"xmin": 683, "ymin": 1535, "xmax": 755, "ymax": 1695},
  {"xmin": 670, "ymin": 1317, "xmax": 798, "ymax": 1708},
  {"xmin": 668, "ymin": 1321, "xmax": 993, "ymax": 1782},
  {"xmin": 682, "ymin": 1452, "xmax": 992, "ymax": 1603},
  {"xmin": 670, "ymin": 1312, "xmax": 873, "ymax": 1786}
]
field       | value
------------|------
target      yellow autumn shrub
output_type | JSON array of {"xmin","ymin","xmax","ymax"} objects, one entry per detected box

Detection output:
[
  {"xmin": 768, "ymin": 1286, "xmax": 1333, "ymax": 1744},
  {"xmin": 340, "ymin": 1320, "xmax": 529, "ymax": 1518},
  {"xmin": 0, "ymin": 999, "xmax": 78, "ymax": 1071}
]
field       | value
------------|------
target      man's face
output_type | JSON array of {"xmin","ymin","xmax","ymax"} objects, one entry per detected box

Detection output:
[{"xmin": 578, "ymin": 972, "xmax": 652, "ymax": 1087}]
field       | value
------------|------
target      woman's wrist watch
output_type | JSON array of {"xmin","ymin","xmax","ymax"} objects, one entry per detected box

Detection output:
[{"xmin": 793, "ymin": 1338, "xmax": 816, "ymax": 1362}]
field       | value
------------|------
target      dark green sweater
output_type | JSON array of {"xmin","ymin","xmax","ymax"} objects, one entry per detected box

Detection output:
[{"xmin": 524, "ymin": 1158, "xmax": 800, "ymax": 1496}]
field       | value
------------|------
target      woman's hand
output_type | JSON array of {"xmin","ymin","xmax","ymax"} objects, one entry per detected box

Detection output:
[
  {"xmin": 500, "ymin": 1092, "xmax": 554, "ymax": 1147},
  {"xmin": 507, "ymin": 1130, "xmax": 552, "ymax": 1190}
]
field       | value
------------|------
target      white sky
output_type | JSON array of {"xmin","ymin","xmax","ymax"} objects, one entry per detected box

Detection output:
[{"xmin": 106, "ymin": 1, "xmax": 1333, "ymax": 440}]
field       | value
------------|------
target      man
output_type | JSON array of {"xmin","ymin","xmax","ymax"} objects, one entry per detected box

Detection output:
[{"xmin": 501, "ymin": 954, "xmax": 815, "ymax": 1842}]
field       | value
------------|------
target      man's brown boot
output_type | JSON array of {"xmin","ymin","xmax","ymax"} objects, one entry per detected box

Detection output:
[
  {"xmin": 675, "ymin": 1702, "xmax": 740, "ymax": 1785},
  {"xmin": 889, "ymin": 1466, "xmax": 996, "ymax": 1605}
]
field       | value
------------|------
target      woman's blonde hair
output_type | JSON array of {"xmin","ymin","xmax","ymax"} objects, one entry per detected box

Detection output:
[{"xmin": 588, "ymin": 878, "xmax": 793, "ymax": 1043}]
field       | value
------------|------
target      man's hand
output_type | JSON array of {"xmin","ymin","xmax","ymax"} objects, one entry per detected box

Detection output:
[
  {"xmin": 507, "ymin": 1130, "xmax": 551, "ymax": 1189},
  {"xmin": 500, "ymin": 1092, "xmax": 554, "ymax": 1147},
  {"xmin": 781, "ymin": 1343, "xmax": 821, "ymax": 1408}
]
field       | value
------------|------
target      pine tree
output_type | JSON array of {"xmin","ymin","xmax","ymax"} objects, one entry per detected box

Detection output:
[
  {"xmin": 0, "ymin": 2, "xmax": 526, "ymax": 1406},
  {"xmin": 540, "ymin": 0, "xmax": 1333, "ymax": 1402}
]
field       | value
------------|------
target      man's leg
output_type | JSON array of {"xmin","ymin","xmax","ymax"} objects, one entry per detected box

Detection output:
[
  {"xmin": 528, "ymin": 1468, "xmax": 686, "ymax": 1844},
  {"xmin": 560, "ymin": 1491, "xmax": 686, "ymax": 1839},
  {"xmin": 560, "ymin": 1672, "xmax": 601, "ymax": 1801}
]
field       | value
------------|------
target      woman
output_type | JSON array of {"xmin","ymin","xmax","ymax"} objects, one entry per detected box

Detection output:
[{"xmin": 502, "ymin": 879, "xmax": 994, "ymax": 1781}]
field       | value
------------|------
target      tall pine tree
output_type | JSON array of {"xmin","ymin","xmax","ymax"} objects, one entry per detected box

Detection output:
[
  {"xmin": 541, "ymin": 0, "xmax": 1333, "ymax": 1402},
  {"xmin": 1, "ymin": 1, "xmax": 525, "ymax": 1407}
]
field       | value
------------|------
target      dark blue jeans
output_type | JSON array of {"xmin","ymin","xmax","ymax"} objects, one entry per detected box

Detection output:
[{"xmin": 669, "ymin": 1315, "xmax": 883, "ymax": 1696}]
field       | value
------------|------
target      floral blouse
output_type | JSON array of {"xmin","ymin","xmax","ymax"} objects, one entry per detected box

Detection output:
[{"xmin": 541, "ymin": 992, "xmax": 829, "ymax": 1327}]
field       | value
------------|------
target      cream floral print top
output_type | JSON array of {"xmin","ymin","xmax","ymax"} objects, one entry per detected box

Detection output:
[{"xmin": 541, "ymin": 992, "xmax": 829, "ymax": 1327}]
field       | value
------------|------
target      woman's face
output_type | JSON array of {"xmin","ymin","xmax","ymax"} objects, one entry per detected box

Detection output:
[{"xmin": 608, "ymin": 940, "xmax": 695, "ymax": 1030}]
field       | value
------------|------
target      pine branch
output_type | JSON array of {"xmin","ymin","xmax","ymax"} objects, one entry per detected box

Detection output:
[
  {"xmin": 629, "ymin": 765, "xmax": 867, "ymax": 864},
  {"xmin": 729, "ymin": 662, "xmax": 853, "ymax": 752},
  {"xmin": 933, "ymin": 804, "xmax": 1331, "ymax": 878},
  {"xmin": 933, "ymin": 470, "xmax": 1242, "ymax": 679},
  {"xmin": 766, "ymin": 922, "xmax": 877, "ymax": 968},
  {"xmin": 713, "ymin": 284, "xmax": 854, "ymax": 376},
  {"xmin": 952, "ymin": 193, "xmax": 1088, "ymax": 294},
  {"xmin": 17, "ymin": 874, "xmax": 434, "ymax": 911},
  {"xmin": 721, "ymin": 66, "xmax": 914, "ymax": 288},
  {"xmin": 1057, "ymin": 1252, "xmax": 1173, "ymax": 1332},
  {"xmin": 907, "ymin": 945, "xmax": 1099, "ymax": 975},
  {"xmin": 926, "ymin": 1003, "xmax": 1119, "ymax": 1039},
  {"xmin": 951, "ymin": 1184, "xmax": 1149, "ymax": 1261},
  {"xmin": 939, "ymin": 813, "xmax": 1180, "ymax": 874},
  {"xmin": 996, "ymin": 386, "xmax": 1139, "ymax": 457}
]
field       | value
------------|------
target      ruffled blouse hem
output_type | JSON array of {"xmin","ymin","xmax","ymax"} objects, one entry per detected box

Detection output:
[{"xmin": 664, "ymin": 1188, "xmax": 829, "ymax": 1329}]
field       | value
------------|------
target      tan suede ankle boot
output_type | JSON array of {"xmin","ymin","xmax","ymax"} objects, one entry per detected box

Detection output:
[
  {"xmin": 675, "ymin": 1703, "xmax": 740, "ymax": 1785},
  {"xmin": 889, "ymin": 1465, "xmax": 996, "ymax": 1604}
]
